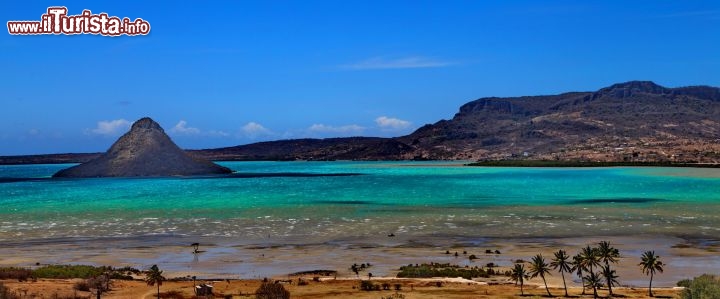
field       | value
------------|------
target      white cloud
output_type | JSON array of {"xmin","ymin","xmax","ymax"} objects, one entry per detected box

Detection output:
[
  {"xmin": 240, "ymin": 122, "xmax": 272, "ymax": 138},
  {"xmin": 308, "ymin": 124, "xmax": 365, "ymax": 134},
  {"xmin": 170, "ymin": 120, "xmax": 201, "ymax": 135},
  {"xmin": 375, "ymin": 116, "xmax": 411, "ymax": 130},
  {"xmin": 341, "ymin": 56, "xmax": 453, "ymax": 70},
  {"xmin": 169, "ymin": 120, "xmax": 229, "ymax": 137},
  {"xmin": 88, "ymin": 119, "xmax": 131, "ymax": 136}
]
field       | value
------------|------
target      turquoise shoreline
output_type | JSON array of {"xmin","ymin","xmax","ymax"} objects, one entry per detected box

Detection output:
[
  {"xmin": 1, "ymin": 161, "xmax": 720, "ymax": 242},
  {"xmin": 1, "ymin": 161, "xmax": 720, "ymax": 285}
]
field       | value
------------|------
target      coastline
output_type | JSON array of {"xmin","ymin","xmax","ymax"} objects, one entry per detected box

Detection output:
[
  {"xmin": 2, "ymin": 153, "xmax": 720, "ymax": 168},
  {"xmin": 467, "ymin": 160, "xmax": 720, "ymax": 168},
  {"xmin": 0, "ymin": 234, "xmax": 714, "ymax": 287},
  {"xmin": 2, "ymin": 162, "xmax": 718, "ymax": 297}
]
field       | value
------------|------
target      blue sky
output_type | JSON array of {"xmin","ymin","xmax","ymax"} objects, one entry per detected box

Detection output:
[{"xmin": 2, "ymin": 1, "xmax": 719, "ymax": 155}]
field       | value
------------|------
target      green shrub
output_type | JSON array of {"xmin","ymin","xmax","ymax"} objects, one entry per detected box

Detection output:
[
  {"xmin": 396, "ymin": 263, "xmax": 488, "ymax": 279},
  {"xmin": 677, "ymin": 278, "xmax": 692, "ymax": 288},
  {"xmin": 359, "ymin": 280, "xmax": 378, "ymax": 291},
  {"xmin": 114, "ymin": 266, "xmax": 142, "ymax": 275},
  {"xmin": 680, "ymin": 274, "xmax": 720, "ymax": 299},
  {"xmin": 33, "ymin": 265, "xmax": 105, "ymax": 279},
  {"xmin": 73, "ymin": 281, "xmax": 91, "ymax": 292},
  {"xmin": 255, "ymin": 282, "xmax": 290, "ymax": 299},
  {"xmin": 29, "ymin": 265, "xmax": 134, "ymax": 280},
  {"xmin": 0, "ymin": 267, "xmax": 33, "ymax": 281}
]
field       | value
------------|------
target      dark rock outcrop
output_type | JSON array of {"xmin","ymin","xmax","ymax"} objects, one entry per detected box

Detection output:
[
  {"xmin": 194, "ymin": 137, "xmax": 414, "ymax": 161},
  {"xmin": 53, "ymin": 118, "xmax": 232, "ymax": 177}
]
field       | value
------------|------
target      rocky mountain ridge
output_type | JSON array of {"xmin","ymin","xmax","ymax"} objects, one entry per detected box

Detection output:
[
  {"xmin": 3, "ymin": 81, "xmax": 719, "ymax": 165},
  {"xmin": 396, "ymin": 81, "xmax": 720, "ymax": 162},
  {"xmin": 193, "ymin": 81, "xmax": 720, "ymax": 163}
]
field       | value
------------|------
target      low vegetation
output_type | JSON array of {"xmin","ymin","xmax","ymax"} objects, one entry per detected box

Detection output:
[
  {"xmin": 2, "ymin": 281, "xmax": 90, "ymax": 299},
  {"xmin": 678, "ymin": 274, "xmax": 720, "ymax": 299},
  {"xmin": 288, "ymin": 269, "xmax": 337, "ymax": 277},
  {"xmin": 359, "ymin": 280, "xmax": 380, "ymax": 291},
  {"xmin": 72, "ymin": 280, "xmax": 91, "ymax": 292},
  {"xmin": 36, "ymin": 265, "xmax": 135, "ymax": 279},
  {"xmin": 158, "ymin": 290, "xmax": 184, "ymax": 299},
  {"xmin": 0, "ymin": 265, "xmax": 137, "ymax": 281},
  {"xmin": 349, "ymin": 263, "xmax": 372, "ymax": 277},
  {"xmin": 0, "ymin": 268, "xmax": 33, "ymax": 281},
  {"xmin": 255, "ymin": 282, "xmax": 290, "ymax": 299},
  {"xmin": 396, "ymin": 263, "xmax": 489, "ymax": 279}
]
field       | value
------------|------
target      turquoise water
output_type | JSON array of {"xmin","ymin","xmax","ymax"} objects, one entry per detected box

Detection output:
[{"xmin": 1, "ymin": 161, "xmax": 720, "ymax": 243}]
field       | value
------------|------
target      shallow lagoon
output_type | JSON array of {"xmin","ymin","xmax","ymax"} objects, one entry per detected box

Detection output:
[
  {"xmin": 2, "ymin": 161, "xmax": 719, "ymax": 242},
  {"xmin": 1, "ymin": 162, "xmax": 719, "ymax": 284}
]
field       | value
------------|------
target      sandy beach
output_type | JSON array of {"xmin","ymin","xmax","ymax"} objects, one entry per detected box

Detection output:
[
  {"xmin": 0, "ymin": 234, "xmax": 712, "ymax": 298},
  {"xmin": 1, "ymin": 235, "xmax": 714, "ymax": 285}
]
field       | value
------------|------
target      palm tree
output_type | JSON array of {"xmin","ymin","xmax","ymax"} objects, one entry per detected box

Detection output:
[
  {"xmin": 145, "ymin": 264, "xmax": 165, "ymax": 299},
  {"xmin": 584, "ymin": 271, "xmax": 604, "ymax": 299},
  {"xmin": 511, "ymin": 263, "xmax": 529, "ymax": 296},
  {"xmin": 598, "ymin": 241, "xmax": 620, "ymax": 296},
  {"xmin": 597, "ymin": 241, "xmax": 620, "ymax": 267},
  {"xmin": 639, "ymin": 251, "xmax": 664, "ymax": 297},
  {"xmin": 571, "ymin": 253, "xmax": 587, "ymax": 295},
  {"xmin": 529, "ymin": 254, "xmax": 552, "ymax": 297},
  {"xmin": 550, "ymin": 249, "xmax": 572, "ymax": 297},
  {"xmin": 602, "ymin": 265, "xmax": 620, "ymax": 297},
  {"xmin": 580, "ymin": 245, "xmax": 601, "ymax": 273}
]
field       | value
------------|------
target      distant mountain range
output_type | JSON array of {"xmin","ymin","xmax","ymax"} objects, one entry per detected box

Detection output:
[{"xmin": 2, "ymin": 81, "xmax": 720, "ymax": 165}]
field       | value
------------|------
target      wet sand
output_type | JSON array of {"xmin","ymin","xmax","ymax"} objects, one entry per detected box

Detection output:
[{"xmin": 0, "ymin": 234, "xmax": 716, "ymax": 289}]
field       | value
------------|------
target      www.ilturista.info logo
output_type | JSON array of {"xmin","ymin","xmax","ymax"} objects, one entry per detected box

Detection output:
[{"xmin": 7, "ymin": 7, "xmax": 150, "ymax": 36}]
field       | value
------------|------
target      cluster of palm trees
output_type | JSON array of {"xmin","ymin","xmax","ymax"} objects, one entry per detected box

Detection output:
[
  {"xmin": 140, "ymin": 244, "xmax": 666, "ymax": 298},
  {"xmin": 511, "ymin": 241, "xmax": 665, "ymax": 298}
]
